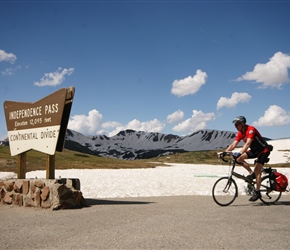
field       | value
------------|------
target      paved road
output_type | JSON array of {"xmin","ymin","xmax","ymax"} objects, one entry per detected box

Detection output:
[{"xmin": 1, "ymin": 195, "xmax": 290, "ymax": 249}]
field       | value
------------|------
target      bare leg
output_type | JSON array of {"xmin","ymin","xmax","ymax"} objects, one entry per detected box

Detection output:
[
  {"xmin": 254, "ymin": 163, "xmax": 263, "ymax": 190},
  {"xmin": 242, "ymin": 160, "xmax": 252, "ymax": 173},
  {"xmin": 237, "ymin": 154, "xmax": 252, "ymax": 173}
]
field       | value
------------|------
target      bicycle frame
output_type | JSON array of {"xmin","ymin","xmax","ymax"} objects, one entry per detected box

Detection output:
[{"xmin": 220, "ymin": 151, "xmax": 255, "ymax": 182}]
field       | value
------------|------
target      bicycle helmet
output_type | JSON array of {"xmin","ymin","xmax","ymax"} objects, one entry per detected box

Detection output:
[{"xmin": 232, "ymin": 116, "xmax": 246, "ymax": 124}]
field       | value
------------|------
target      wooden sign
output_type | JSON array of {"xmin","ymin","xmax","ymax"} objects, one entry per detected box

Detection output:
[{"xmin": 3, "ymin": 87, "xmax": 75, "ymax": 156}]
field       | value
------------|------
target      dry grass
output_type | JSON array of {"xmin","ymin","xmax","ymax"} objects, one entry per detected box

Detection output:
[{"xmin": 0, "ymin": 146, "xmax": 160, "ymax": 173}]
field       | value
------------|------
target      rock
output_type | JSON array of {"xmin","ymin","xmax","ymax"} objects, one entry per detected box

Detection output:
[
  {"xmin": 22, "ymin": 180, "xmax": 30, "ymax": 195},
  {"xmin": 41, "ymin": 198, "xmax": 51, "ymax": 209},
  {"xmin": 4, "ymin": 180, "xmax": 14, "ymax": 192},
  {"xmin": 0, "ymin": 188, "xmax": 6, "ymax": 199},
  {"xmin": 13, "ymin": 180, "xmax": 23, "ymax": 193},
  {"xmin": 41, "ymin": 186, "xmax": 50, "ymax": 201},
  {"xmin": 33, "ymin": 180, "xmax": 45, "ymax": 189},
  {"xmin": 24, "ymin": 197, "xmax": 33, "ymax": 207},
  {"xmin": 1, "ymin": 178, "xmax": 85, "ymax": 210},
  {"xmin": 30, "ymin": 182, "xmax": 36, "ymax": 193},
  {"xmin": 13, "ymin": 193, "xmax": 23, "ymax": 206},
  {"xmin": 35, "ymin": 188, "xmax": 41, "ymax": 207},
  {"xmin": 3, "ymin": 192, "xmax": 13, "ymax": 204},
  {"xmin": 74, "ymin": 191, "xmax": 86, "ymax": 207}
]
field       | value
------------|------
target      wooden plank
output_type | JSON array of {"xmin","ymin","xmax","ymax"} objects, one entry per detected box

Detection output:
[
  {"xmin": 17, "ymin": 152, "xmax": 26, "ymax": 179},
  {"xmin": 46, "ymin": 154, "xmax": 55, "ymax": 179}
]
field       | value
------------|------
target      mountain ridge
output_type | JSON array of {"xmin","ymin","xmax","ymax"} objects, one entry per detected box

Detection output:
[{"xmin": 64, "ymin": 129, "xmax": 237, "ymax": 159}]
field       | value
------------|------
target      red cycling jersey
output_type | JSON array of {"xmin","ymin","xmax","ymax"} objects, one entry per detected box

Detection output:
[{"xmin": 235, "ymin": 125, "xmax": 269, "ymax": 154}]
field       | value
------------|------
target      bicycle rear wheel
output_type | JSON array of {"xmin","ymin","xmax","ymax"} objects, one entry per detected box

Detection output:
[
  {"xmin": 260, "ymin": 175, "xmax": 282, "ymax": 205},
  {"xmin": 212, "ymin": 177, "xmax": 238, "ymax": 206}
]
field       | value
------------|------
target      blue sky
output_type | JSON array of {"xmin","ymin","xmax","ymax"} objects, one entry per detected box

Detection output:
[{"xmin": 1, "ymin": 0, "xmax": 290, "ymax": 140}]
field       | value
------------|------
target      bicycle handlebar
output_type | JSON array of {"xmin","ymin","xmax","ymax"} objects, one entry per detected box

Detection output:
[{"xmin": 217, "ymin": 151, "xmax": 234, "ymax": 163}]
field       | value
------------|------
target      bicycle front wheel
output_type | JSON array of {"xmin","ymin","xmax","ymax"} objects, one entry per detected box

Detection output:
[
  {"xmin": 260, "ymin": 175, "xmax": 282, "ymax": 205},
  {"xmin": 212, "ymin": 177, "xmax": 238, "ymax": 206}
]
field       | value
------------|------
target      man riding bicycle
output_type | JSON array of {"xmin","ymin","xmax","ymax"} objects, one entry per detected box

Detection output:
[{"xmin": 224, "ymin": 116, "xmax": 273, "ymax": 202}]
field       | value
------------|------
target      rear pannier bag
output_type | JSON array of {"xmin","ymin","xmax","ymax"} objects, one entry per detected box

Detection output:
[{"xmin": 270, "ymin": 170, "xmax": 288, "ymax": 192}]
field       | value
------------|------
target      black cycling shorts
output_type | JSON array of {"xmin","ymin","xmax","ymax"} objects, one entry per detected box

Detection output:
[{"xmin": 246, "ymin": 150, "xmax": 270, "ymax": 165}]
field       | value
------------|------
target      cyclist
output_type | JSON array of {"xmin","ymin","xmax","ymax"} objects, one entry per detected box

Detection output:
[{"xmin": 223, "ymin": 116, "xmax": 273, "ymax": 202}]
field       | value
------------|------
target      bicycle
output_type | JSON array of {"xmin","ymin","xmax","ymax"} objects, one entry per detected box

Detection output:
[{"xmin": 212, "ymin": 151, "xmax": 282, "ymax": 206}]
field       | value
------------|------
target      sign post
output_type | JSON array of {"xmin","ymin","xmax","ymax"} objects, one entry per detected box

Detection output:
[
  {"xmin": 46, "ymin": 154, "xmax": 55, "ymax": 179},
  {"xmin": 3, "ymin": 87, "xmax": 75, "ymax": 179},
  {"xmin": 18, "ymin": 153, "xmax": 26, "ymax": 179}
]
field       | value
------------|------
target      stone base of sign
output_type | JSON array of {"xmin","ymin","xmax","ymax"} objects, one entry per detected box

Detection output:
[{"xmin": 0, "ymin": 178, "xmax": 86, "ymax": 210}]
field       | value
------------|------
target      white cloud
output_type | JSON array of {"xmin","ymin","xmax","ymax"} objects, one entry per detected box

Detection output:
[
  {"xmin": 102, "ymin": 121, "xmax": 123, "ymax": 129},
  {"xmin": 1, "ymin": 65, "xmax": 22, "ymax": 76},
  {"xmin": 253, "ymin": 105, "xmax": 290, "ymax": 127},
  {"xmin": 68, "ymin": 109, "xmax": 165, "ymax": 137},
  {"xmin": 1, "ymin": 67, "xmax": 16, "ymax": 76},
  {"xmin": 34, "ymin": 67, "xmax": 74, "ymax": 87},
  {"xmin": 236, "ymin": 51, "xmax": 290, "ymax": 89},
  {"xmin": 172, "ymin": 110, "xmax": 215, "ymax": 134},
  {"xmin": 217, "ymin": 92, "xmax": 251, "ymax": 110},
  {"xmin": 167, "ymin": 110, "xmax": 184, "ymax": 124},
  {"xmin": 0, "ymin": 49, "xmax": 17, "ymax": 64},
  {"xmin": 171, "ymin": 69, "xmax": 207, "ymax": 97},
  {"xmin": 68, "ymin": 109, "xmax": 103, "ymax": 135},
  {"xmin": 106, "ymin": 119, "xmax": 165, "ymax": 137}
]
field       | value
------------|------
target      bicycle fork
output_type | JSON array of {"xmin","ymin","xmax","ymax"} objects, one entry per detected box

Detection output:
[{"xmin": 224, "ymin": 177, "xmax": 238, "ymax": 198}]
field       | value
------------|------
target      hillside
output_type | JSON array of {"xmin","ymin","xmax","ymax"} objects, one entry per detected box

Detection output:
[{"xmin": 64, "ymin": 129, "xmax": 237, "ymax": 159}]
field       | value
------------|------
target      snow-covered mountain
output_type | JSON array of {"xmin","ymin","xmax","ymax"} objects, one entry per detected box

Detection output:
[
  {"xmin": 64, "ymin": 129, "xmax": 237, "ymax": 160},
  {"xmin": 0, "ymin": 137, "xmax": 9, "ymax": 146}
]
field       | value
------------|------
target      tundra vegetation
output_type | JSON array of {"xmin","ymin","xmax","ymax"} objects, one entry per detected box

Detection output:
[{"xmin": 0, "ymin": 146, "xmax": 289, "ymax": 173}]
